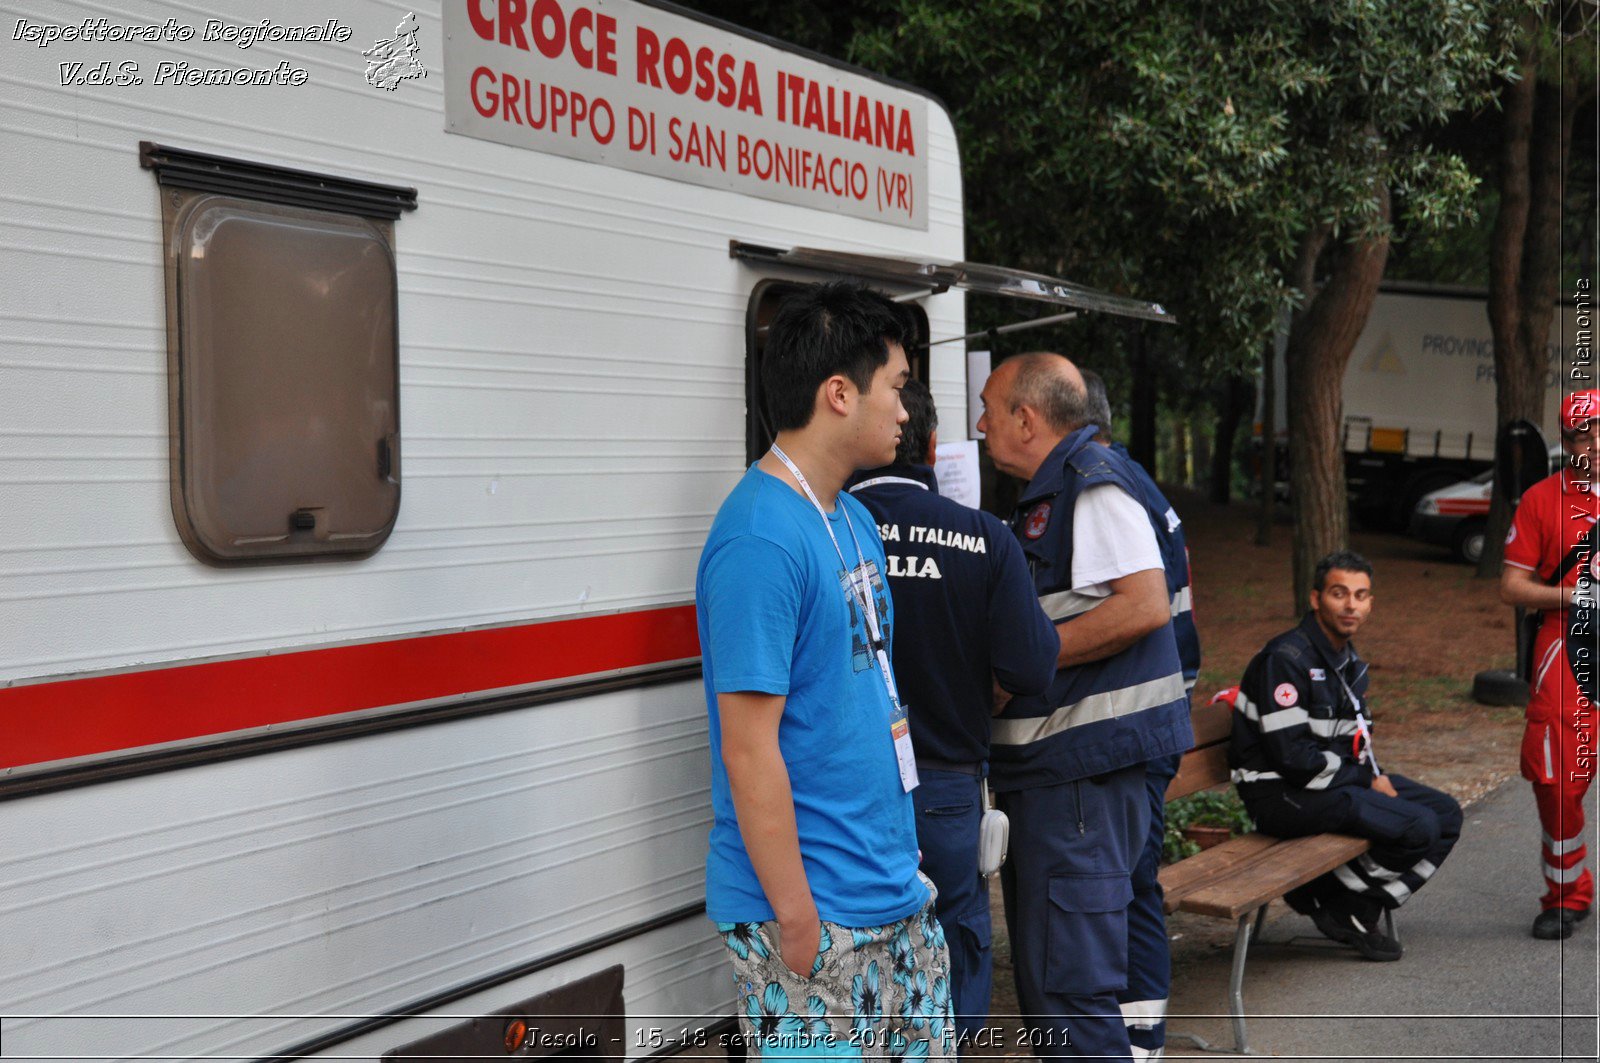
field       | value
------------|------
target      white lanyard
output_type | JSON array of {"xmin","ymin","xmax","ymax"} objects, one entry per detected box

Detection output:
[
  {"xmin": 769, "ymin": 446, "xmax": 918, "ymax": 791},
  {"xmin": 770, "ymin": 446, "xmax": 887, "ymax": 656},
  {"xmin": 1331, "ymin": 657, "xmax": 1381, "ymax": 775}
]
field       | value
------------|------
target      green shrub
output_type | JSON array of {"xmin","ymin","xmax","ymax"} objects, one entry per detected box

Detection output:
[{"xmin": 1162, "ymin": 789, "xmax": 1254, "ymax": 864}]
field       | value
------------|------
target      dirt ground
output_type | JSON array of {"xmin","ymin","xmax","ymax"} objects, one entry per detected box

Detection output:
[{"xmin": 984, "ymin": 490, "xmax": 1529, "ymax": 1050}]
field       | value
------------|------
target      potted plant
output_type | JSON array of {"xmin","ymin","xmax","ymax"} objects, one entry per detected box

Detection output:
[{"xmin": 1164, "ymin": 790, "xmax": 1254, "ymax": 860}]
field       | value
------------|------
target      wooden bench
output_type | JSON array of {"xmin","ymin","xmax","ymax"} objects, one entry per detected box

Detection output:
[{"xmin": 1156, "ymin": 700, "xmax": 1393, "ymax": 1054}]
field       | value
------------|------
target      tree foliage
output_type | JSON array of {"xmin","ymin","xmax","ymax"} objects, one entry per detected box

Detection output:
[
  {"xmin": 689, "ymin": 0, "xmax": 1533, "ymax": 601},
  {"xmin": 693, "ymin": 1, "xmax": 1525, "ymax": 364}
]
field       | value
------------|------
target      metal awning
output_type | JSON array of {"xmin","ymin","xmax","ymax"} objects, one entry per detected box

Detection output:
[{"xmin": 730, "ymin": 241, "xmax": 1176, "ymax": 325}]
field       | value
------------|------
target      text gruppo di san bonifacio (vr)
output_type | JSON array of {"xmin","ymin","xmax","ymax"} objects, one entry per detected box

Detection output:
[{"xmin": 462, "ymin": 1, "xmax": 919, "ymax": 215}]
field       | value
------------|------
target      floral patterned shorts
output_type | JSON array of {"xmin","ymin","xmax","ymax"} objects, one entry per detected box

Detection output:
[{"xmin": 716, "ymin": 888, "xmax": 957, "ymax": 1061}]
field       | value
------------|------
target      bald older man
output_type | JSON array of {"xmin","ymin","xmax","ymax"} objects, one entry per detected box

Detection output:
[{"xmin": 978, "ymin": 354, "xmax": 1192, "ymax": 1062}]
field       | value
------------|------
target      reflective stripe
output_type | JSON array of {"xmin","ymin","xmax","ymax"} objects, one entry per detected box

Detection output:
[
  {"xmin": 1413, "ymin": 859, "xmax": 1439, "ymax": 882},
  {"xmin": 1382, "ymin": 879, "xmax": 1414, "ymax": 903},
  {"xmin": 1304, "ymin": 750, "xmax": 1341, "ymax": 790},
  {"xmin": 1545, "ymin": 859, "xmax": 1587, "ymax": 884},
  {"xmin": 1334, "ymin": 865, "xmax": 1367, "ymax": 893},
  {"xmin": 1535, "ymin": 640, "xmax": 1563, "ymax": 695},
  {"xmin": 1231, "ymin": 767, "xmax": 1282, "ymax": 783},
  {"xmin": 1260, "ymin": 706, "xmax": 1310, "ymax": 733},
  {"xmin": 1544, "ymin": 831, "xmax": 1586, "ymax": 856},
  {"xmin": 1169, "ymin": 585, "xmax": 1192, "ymax": 617},
  {"xmin": 1130, "ymin": 1046, "xmax": 1157, "ymax": 1062},
  {"xmin": 1544, "ymin": 726, "xmax": 1555, "ymax": 781},
  {"xmin": 1038, "ymin": 587, "xmax": 1105, "ymax": 621},
  {"xmin": 1334, "ymin": 860, "xmax": 1414, "ymax": 904},
  {"xmin": 1308, "ymin": 717, "xmax": 1359, "ymax": 738},
  {"xmin": 1120, "ymin": 998, "xmax": 1167, "ymax": 1026},
  {"xmin": 1234, "ymin": 691, "xmax": 1261, "ymax": 722},
  {"xmin": 991, "ymin": 672, "xmax": 1187, "ymax": 746}
]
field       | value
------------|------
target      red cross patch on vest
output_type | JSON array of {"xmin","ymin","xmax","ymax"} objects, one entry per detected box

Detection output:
[{"xmin": 1023, "ymin": 502, "xmax": 1051, "ymax": 540}]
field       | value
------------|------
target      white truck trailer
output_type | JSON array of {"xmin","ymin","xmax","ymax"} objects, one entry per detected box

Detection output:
[
  {"xmin": 0, "ymin": 3, "xmax": 1166, "ymax": 1059},
  {"xmin": 1261, "ymin": 281, "xmax": 1581, "ymax": 525}
]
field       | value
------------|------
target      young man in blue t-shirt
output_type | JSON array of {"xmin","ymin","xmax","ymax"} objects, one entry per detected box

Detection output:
[{"xmin": 697, "ymin": 283, "xmax": 955, "ymax": 1059}]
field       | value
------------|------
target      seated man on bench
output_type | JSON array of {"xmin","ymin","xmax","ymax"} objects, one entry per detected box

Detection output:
[{"xmin": 1228, "ymin": 550, "xmax": 1463, "ymax": 961}]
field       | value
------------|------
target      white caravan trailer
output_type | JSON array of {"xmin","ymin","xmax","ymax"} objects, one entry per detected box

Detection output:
[{"xmin": 0, "ymin": 2, "xmax": 1169, "ymax": 1058}]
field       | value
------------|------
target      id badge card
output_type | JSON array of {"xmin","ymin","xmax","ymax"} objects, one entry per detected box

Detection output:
[{"xmin": 888, "ymin": 690, "xmax": 919, "ymax": 793}]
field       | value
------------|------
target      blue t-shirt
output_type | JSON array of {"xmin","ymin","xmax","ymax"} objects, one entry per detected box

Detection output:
[{"xmin": 696, "ymin": 465, "xmax": 927, "ymax": 926}]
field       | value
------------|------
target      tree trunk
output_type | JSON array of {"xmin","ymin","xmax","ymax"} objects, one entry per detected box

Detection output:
[
  {"xmin": 1130, "ymin": 323, "xmax": 1157, "ymax": 470},
  {"xmin": 1519, "ymin": 78, "xmax": 1572, "ymax": 382},
  {"xmin": 1479, "ymin": 54, "xmax": 1580, "ymax": 577},
  {"xmin": 1286, "ymin": 193, "xmax": 1391, "ymax": 611},
  {"xmin": 1472, "ymin": 52, "xmax": 1536, "ymax": 576},
  {"xmin": 1256, "ymin": 336, "xmax": 1278, "ymax": 545},
  {"xmin": 1212, "ymin": 374, "xmax": 1252, "ymax": 504},
  {"xmin": 1480, "ymin": 47, "xmax": 1539, "ymax": 579},
  {"xmin": 1172, "ymin": 416, "xmax": 1190, "ymax": 488},
  {"xmin": 1191, "ymin": 413, "xmax": 1211, "ymax": 491}
]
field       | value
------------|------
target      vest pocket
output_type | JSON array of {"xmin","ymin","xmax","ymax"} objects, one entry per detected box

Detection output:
[{"xmin": 1045, "ymin": 873, "xmax": 1133, "ymax": 995}]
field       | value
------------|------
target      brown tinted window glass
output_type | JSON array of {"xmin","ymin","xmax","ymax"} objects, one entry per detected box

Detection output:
[{"xmin": 165, "ymin": 194, "xmax": 400, "ymax": 563}]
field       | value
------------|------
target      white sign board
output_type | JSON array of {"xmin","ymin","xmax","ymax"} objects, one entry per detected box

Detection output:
[
  {"xmin": 934, "ymin": 440, "xmax": 980, "ymax": 509},
  {"xmin": 967, "ymin": 349, "xmax": 991, "ymax": 437},
  {"xmin": 443, "ymin": 0, "xmax": 929, "ymax": 228}
]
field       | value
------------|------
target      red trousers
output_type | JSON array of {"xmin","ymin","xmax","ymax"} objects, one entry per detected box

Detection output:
[{"xmin": 1521, "ymin": 625, "xmax": 1597, "ymax": 911}]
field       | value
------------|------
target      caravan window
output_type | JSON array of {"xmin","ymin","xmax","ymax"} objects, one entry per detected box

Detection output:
[
  {"xmin": 743, "ymin": 281, "xmax": 929, "ymax": 464},
  {"xmin": 143, "ymin": 145, "xmax": 415, "ymax": 564}
]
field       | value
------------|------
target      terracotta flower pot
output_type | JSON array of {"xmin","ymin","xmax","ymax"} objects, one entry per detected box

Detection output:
[{"xmin": 1183, "ymin": 824, "xmax": 1231, "ymax": 850}]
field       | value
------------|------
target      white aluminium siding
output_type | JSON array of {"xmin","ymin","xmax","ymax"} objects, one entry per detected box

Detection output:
[
  {"xmin": 0, "ymin": 0, "xmax": 965, "ymax": 683},
  {"xmin": 0, "ymin": 682, "xmax": 719, "ymax": 1059},
  {"xmin": 0, "ymin": 3, "xmax": 966, "ymax": 1058}
]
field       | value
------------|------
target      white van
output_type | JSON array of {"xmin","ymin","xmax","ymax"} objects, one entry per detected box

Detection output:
[{"xmin": 0, "ymin": 3, "xmax": 1166, "ymax": 1058}]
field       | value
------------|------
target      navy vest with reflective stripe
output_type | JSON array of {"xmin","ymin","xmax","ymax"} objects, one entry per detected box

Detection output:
[
  {"xmin": 990, "ymin": 426, "xmax": 1194, "ymax": 790},
  {"xmin": 1112, "ymin": 443, "xmax": 1201, "ymax": 688}
]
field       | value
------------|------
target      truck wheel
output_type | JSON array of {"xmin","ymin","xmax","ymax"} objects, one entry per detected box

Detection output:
[
  {"xmin": 1472, "ymin": 668, "xmax": 1528, "ymax": 707},
  {"xmin": 1452, "ymin": 519, "xmax": 1487, "ymax": 565}
]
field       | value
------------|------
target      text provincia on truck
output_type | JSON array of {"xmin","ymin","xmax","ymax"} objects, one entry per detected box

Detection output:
[{"xmin": 0, "ymin": 2, "xmax": 1172, "ymax": 1059}]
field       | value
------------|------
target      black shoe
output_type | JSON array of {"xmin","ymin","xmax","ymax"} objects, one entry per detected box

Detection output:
[
  {"xmin": 1309, "ymin": 904, "xmax": 1403, "ymax": 961},
  {"xmin": 1283, "ymin": 886, "xmax": 1321, "ymax": 917},
  {"xmin": 1532, "ymin": 907, "xmax": 1592, "ymax": 940}
]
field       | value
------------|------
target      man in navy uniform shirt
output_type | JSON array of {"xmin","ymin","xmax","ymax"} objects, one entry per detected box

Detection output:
[{"xmin": 849, "ymin": 378, "xmax": 1059, "ymax": 1042}]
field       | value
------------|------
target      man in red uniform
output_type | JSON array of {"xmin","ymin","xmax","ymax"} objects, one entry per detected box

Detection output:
[{"xmin": 1501, "ymin": 388, "xmax": 1600, "ymax": 940}]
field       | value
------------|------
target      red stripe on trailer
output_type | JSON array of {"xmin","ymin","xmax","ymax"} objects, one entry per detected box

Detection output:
[{"xmin": 0, "ymin": 605, "xmax": 700, "ymax": 771}]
